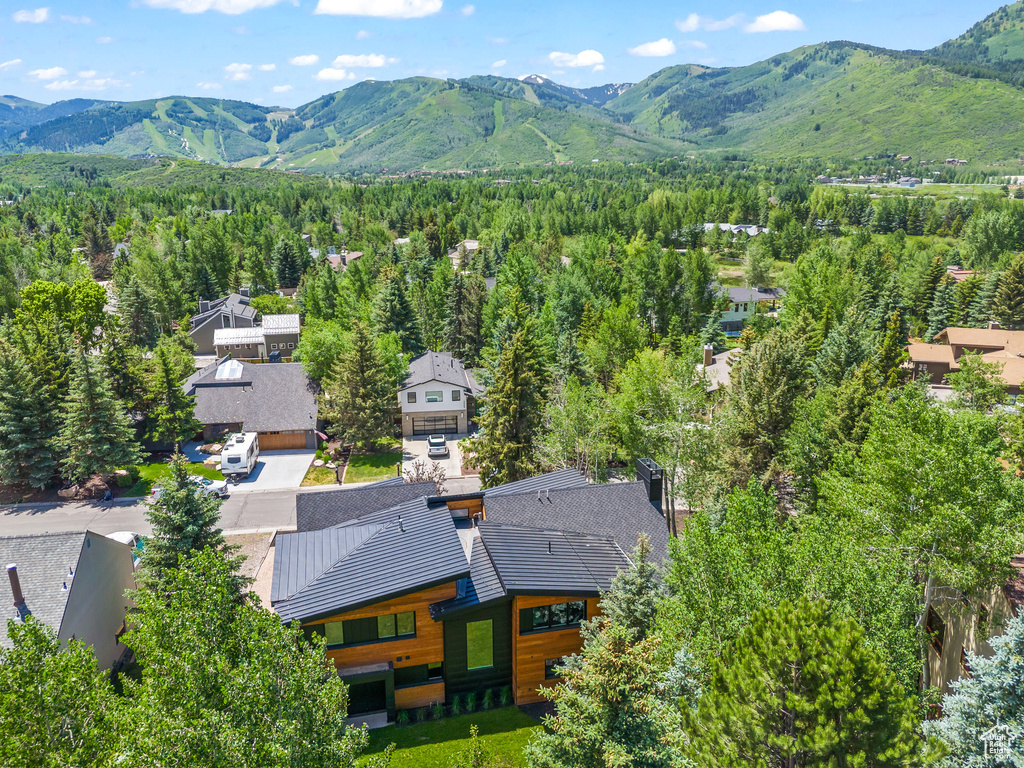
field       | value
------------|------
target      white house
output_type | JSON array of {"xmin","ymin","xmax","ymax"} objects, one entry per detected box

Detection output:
[
  {"xmin": 447, "ymin": 239, "xmax": 480, "ymax": 270},
  {"xmin": 398, "ymin": 350, "xmax": 482, "ymax": 437},
  {"xmin": 721, "ymin": 286, "xmax": 784, "ymax": 332}
]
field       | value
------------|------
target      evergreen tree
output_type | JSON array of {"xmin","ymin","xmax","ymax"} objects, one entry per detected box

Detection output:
[
  {"xmin": 967, "ymin": 271, "xmax": 1002, "ymax": 328},
  {"xmin": 744, "ymin": 237, "xmax": 773, "ymax": 288},
  {"xmin": 459, "ymin": 271, "xmax": 487, "ymax": 365},
  {"xmin": 698, "ymin": 306, "xmax": 727, "ymax": 354},
  {"xmin": 925, "ymin": 613, "xmax": 1024, "ymax": 767},
  {"xmin": 810, "ymin": 311, "xmax": 875, "ymax": 387},
  {"xmin": 55, "ymin": 349, "xmax": 141, "ymax": 484},
  {"xmin": 145, "ymin": 346, "xmax": 202, "ymax": 447},
  {"xmin": 599, "ymin": 534, "xmax": 662, "ymax": 642},
  {"xmin": 877, "ymin": 309, "xmax": 909, "ymax": 389},
  {"xmin": 319, "ymin": 321, "xmax": 395, "ymax": 448},
  {"xmin": 140, "ymin": 452, "xmax": 240, "ymax": 590},
  {"xmin": 926, "ymin": 273, "xmax": 957, "ymax": 341},
  {"xmin": 688, "ymin": 598, "xmax": 926, "ymax": 767},
  {"xmin": 995, "ymin": 255, "xmax": 1024, "ymax": 330},
  {"xmin": 444, "ymin": 271, "xmax": 468, "ymax": 356},
  {"xmin": 371, "ymin": 267, "xmax": 423, "ymax": 355},
  {"xmin": 117, "ymin": 274, "xmax": 160, "ymax": 348},
  {"xmin": 0, "ymin": 341, "xmax": 59, "ymax": 489},
  {"xmin": 272, "ymin": 236, "xmax": 302, "ymax": 289},
  {"xmin": 915, "ymin": 255, "xmax": 946, "ymax": 318}
]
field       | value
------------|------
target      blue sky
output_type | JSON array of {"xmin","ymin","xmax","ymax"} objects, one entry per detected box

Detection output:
[{"xmin": 0, "ymin": 0, "xmax": 1001, "ymax": 107}]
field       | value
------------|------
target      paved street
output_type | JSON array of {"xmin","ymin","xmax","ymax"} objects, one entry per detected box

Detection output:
[{"xmin": 0, "ymin": 476, "xmax": 481, "ymax": 538}]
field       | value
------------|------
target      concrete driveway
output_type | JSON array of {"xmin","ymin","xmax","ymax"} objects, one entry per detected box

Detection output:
[
  {"xmin": 227, "ymin": 450, "xmax": 315, "ymax": 493},
  {"xmin": 403, "ymin": 435, "xmax": 464, "ymax": 479}
]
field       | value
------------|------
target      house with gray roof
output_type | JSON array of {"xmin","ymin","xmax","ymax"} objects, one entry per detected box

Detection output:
[
  {"xmin": 212, "ymin": 313, "xmax": 302, "ymax": 361},
  {"xmin": 189, "ymin": 291, "xmax": 257, "ymax": 355},
  {"xmin": 271, "ymin": 460, "xmax": 666, "ymax": 721},
  {"xmin": 721, "ymin": 286, "xmax": 785, "ymax": 332},
  {"xmin": 183, "ymin": 357, "xmax": 320, "ymax": 449},
  {"xmin": 1, "ymin": 531, "xmax": 136, "ymax": 669},
  {"xmin": 398, "ymin": 350, "xmax": 482, "ymax": 437}
]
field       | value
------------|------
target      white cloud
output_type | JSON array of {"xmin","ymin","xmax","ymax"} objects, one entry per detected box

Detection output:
[
  {"xmin": 315, "ymin": 67, "xmax": 350, "ymax": 80},
  {"xmin": 45, "ymin": 77, "xmax": 126, "ymax": 91},
  {"xmin": 288, "ymin": 54, "xmax": 319, "ymax": 66},
  {"xmin": 96, "ymin": 36, "xmax": 113, "ymax": 43},
  {"xmin": 273, "ymin": 84, "xmax": 293, "ymax": 92},
  {"xmin": 676, "ymin": 12, "xmax": 743, "ymax": 32},
  {"xmin": 356, "ymin": 29, "xmax": 371, "ymax": 38},
  {"xmin": 28, "ymin": 66, "xmax": 67, "ymax": 80},
  {"xmin": 60, "ymin": 14, "xmax": 91, "ymax": 23},
  {"xmin": 628, "ymin": 38, "xmax": 676, "ymax": 57},
  {"xmin": 332, "ymin": 53, "xmax": 395, "ymax": 67},
  {"xmin": 679, "ymin": 40, "xmax": 708, "ymax": 50},
  {"xmin": 314, "ymin": 0, "xmax": 443, "ymax": 18},
  {"xmin": 743, "ymin": 10, "xmax": 805, "ymax": 32},
  {"xmin": 549, "ymin": 49, "xmax": 604, "ymax": 71},
  {"xmin": 258, "ymin": 63, "xmax": 276, "ymax": 70},
  {"xmin": 13, "ymin": 7, "xmax": 49, "ymax": 23},
  {"xmin": 460, "ymin": 4, "xmax": 473, "ymax": 15},
  {"xmin": 197, "ymin": 81, "xmax": 222, "ymax": 89},
  {"xmin": 224, "ymin": 62, "xmax": 253, "ymax": 80},
  {"xmin": 0, "ymin": 59, "xmax": 23, "ymax": 71},
  {"xmin": 140, "ymin": 0, "xmax": 289, "ymax": 13},
  {"xmin": 78, "ymin": 69, "xmax": 97, "ymax": 77},
  {"xmin": 492, "ymin": 59, "xmax": 506, "ymax": 68}
]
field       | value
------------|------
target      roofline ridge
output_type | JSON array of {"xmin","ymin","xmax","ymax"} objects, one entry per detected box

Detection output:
[
  {"xmin": 279, "ymin": 521, "xmax": 393, "ymax": 602},
  {"xmin": 0, "ymin": 530, "xmax": 89, "ymax": 542},
  {"xmin": 476, "ymin": 529, "xmax": 508, "ymax": 597}
]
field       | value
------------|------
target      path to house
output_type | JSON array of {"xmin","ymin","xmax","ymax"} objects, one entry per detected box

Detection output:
[{"xmin": 0, "ymin": 477, "xmax": 482, "ymax": 539}]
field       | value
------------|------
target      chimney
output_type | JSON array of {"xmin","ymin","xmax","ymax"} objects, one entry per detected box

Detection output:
[
  {"xmin": 636, "ymin": 458, "xmax": 664, "ymax": 513},
  {"xmin": 7, "ymin": 564, "xmax": 24, "ymax": 607},
  {"xmin": 703, "ymin": 344, "xmax": 714, "ymax": 367},
  {"xmin": 198, "ymin": 300, "xmax": 210, "ymax": 313},
  {"xmin": 989, "ymin": 321, "xmax": 1001, "ymax": 330},
  {"xmin": 240, "ymin": 287, "xmax": 250, "ymax": 299}
]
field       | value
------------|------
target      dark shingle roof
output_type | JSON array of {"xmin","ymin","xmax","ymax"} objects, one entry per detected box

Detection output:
[
  {"xmin": 190, "ymin": 293, "xmax": 255, "ymax": 330},
  {"xmin": 185, "ymin": 361, "xmax": 317, "ymax": 433},
  {"xmin": 477, "ymin": 522, "xmax": 629, "ymax": 595},
  {"xmin": 0, "ymin": 532, "xmax": 86, "ymax": 648},
  {"xmin": 482, "ymin": 482, "xmax": 669, "ymax": 562},
  {"xmin": 272, "ymin": 497, "xmax": 469, "ymax": 623},
  {"xmin": 296, "ymin": 481, "xmax": 438, "ymax": 532},
  {"xmin": 483, "ymin": 469, "xmax": 590, "ymax": 498},
  {"xmin": 726, "ymin": 286, "xmax": 784, "ymax": 303},
  {"xmin": 429, "ymin": 535, "xmax": 507, "ymax": 620},
  {"xmin": 400, "ymin": 350, "xmax": 481, "ymax": 394}
]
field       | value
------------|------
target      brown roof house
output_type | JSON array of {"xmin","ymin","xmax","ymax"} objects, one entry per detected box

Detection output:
[{"xmin": 907, "ymin": 324, "xmax": 1024, "ymax": 398}]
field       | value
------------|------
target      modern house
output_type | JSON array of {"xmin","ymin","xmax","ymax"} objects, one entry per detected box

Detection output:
[
  {"xmin": 183, "ymin": 357, "xmax": 320, "ymax": 449},
  {"xmin": 1, "ymin": 531, "xmax": 137, "ymax": 669},
  {"xmin": 270, "ymin": 463, "xmax": 669, "ymax": 721},
  {"xmin": 213, "ymin": 314, "xmax": 302, "ymax": 361},
  {"xmin": 720, "ymin": 286, "xmax": 784, "ymax": 332},
  {"xmin": 907, "ymin": 324, "xmax": 1024, "ymax": 399},
  {"xmin": 189, "ymin": 292, "xmax": 257, "ymax": 355},
  {"xmin": 398, "ymin": 350, "xmax": 482, "ymax": 437}
]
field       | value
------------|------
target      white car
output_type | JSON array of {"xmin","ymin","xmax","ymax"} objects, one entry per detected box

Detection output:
[
  {"xmin": 151, "ymin": 475, "xmax": 229, "ymax": 500},
  {"xmin": 427, "ymin": 434, "xmax": 449, "ymax": 458},
  {"xmin": 105, "ymin": 531, "xmax": 145, "ymax": 568}
]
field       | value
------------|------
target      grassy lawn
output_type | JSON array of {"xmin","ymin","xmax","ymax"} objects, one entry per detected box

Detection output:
[
  {"xmin": 124, "ymin": 460, "xmax": 224, "ymax": 497},
  {"xmin": 359, "ymin": 707, "xmax": 541, "ymax": 768},
  {"xmin": 345, "ymin": 450, "xmax": 402, "ymax": 484},
  {"xmin": 301, "ymin": 465, "xmax": 337, "ymax": 487}
]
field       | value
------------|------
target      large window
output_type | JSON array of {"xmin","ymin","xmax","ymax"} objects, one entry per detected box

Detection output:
[
  {"xmin": 426, "ymin": 391, "xmax": 444, "ymax": 403},
  {"xmin": 466, "ymin": 620, "xmax": 493, "ymax": 669},
  {"xmin": 519, "ymin": 601, "xmax": 586, "ymax": 634},
  {"xmin": 323, "ymin": 611, "xmax": 415, "ymax": 648},
  {"xmin": 545, "ymin": 657, "xmax": 567, "ymax": 680}
]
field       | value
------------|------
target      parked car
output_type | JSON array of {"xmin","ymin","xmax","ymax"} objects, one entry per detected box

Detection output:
[
  {"xmin": 151, "ymin": 475, "xmax": 229, "ymax": 501},
  {"xmin": 105, "ymin": 531, "xmax": 145, "ymax": 569},
  {"xmin": 427, "ymin": 434, "xmax": 449, "ymax": 458}
]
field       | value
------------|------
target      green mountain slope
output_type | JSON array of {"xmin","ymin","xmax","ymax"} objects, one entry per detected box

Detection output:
[
  {"xmin": 0, "ymin": 96, "xmax": 109, "ymax": 140},
  {"xmin": 928, "ymin": 1, "xmax": 1024, "ymax": 77}
]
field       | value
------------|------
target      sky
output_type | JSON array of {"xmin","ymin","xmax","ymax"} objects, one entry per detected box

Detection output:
[{"xmin": 0, "ymin": 0, "xmax": 1002, "ymax": 108}]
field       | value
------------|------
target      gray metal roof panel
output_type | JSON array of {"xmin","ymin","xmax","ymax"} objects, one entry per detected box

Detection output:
[
  {"xmin": 272, "ymin": 497, "xmax": 469, "ymax": 622},
  {"xmin": 429, "ymin": 536, "xmax": 507, "ymax": 620},
  {"xmin": 0, "ymin": 532, "xmax": 86, "ymax": 647},
  {"xmin": 295, "ymin": 481, "xmax": 437, "ymax": 532}
]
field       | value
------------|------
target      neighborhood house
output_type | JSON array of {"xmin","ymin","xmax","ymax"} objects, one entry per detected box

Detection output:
[
  {"xmin": 189, "ymin": 292, "xmax": 257, "ymax": 355},
  {"xmin": 908, "ymin": 324, "xmax": 1024, "ymax": 399},
  {"xmin": 398, "ymin": 350, "xmax": 482, "ymax": 437},
  {"xmin": 720, "ymin": 286, "xmax": 784, "ymax": 333},
  {"xmin": 213, "ymin": 313, "xmax": 301, "ymax": 361}
]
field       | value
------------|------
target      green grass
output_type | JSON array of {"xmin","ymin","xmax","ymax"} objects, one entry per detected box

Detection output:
[
  {"xmin": 344, "ymin": 450, "xmax": 403, "ymax": 484},
  {"xmin": 359, "ymin": 707, "xmax": 541, "ymax": 768},
  {"xmin": 124, "ymin": 460, "xmax": 225, "ymax": 497},
  {"xmin": 301, "ymin": 465, "xmax": 337, "ymax": 487}
]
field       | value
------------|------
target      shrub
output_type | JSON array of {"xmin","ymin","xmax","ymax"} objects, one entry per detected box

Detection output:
[
  {"xmin": 482, "ymin": 689, "xmax": 495, "ymax": 710},
  {"xmin": 450, "ymin": 695, "xmax": 463, "ymax": 717},
  {"xmin": 466, "ymin": 692, "xmax": 477, "ymax": 712},
  {"xmin": 432, "ymin": 702, "xmax": 445, "ymax": 721},
  {"xmin": 396, "ymin": 709, "xmax": 410, "ymax": 726},
  {"xmin": 500, "ymin": 686, "xmax": 513, "ymax": 707},
  {"xmin": 315, "ymin": 450, "xmax": 324, "ymax": 461},
  {"xmin": 320, "ymin": 440, "xmax": 329, "ymax": 451},
  {"xmin": 415, "ymin": 706, "xmax": 427, "ymax": 723}
]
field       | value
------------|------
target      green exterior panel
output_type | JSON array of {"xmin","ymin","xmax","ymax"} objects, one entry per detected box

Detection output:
[{"xmin": 442, "ymin": 600, "xmax": 512, "ymax": 701}]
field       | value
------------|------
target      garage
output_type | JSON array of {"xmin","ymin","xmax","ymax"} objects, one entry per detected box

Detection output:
[
  {"xmin": 412, "ymin": 416, "xmax": 459, "ymax": 436},
  {"xmin": 258, "ymin": 430, "xmax": 309, "ymax": 450}
]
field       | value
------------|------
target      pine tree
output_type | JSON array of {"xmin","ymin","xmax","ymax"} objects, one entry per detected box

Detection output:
[
  {"xmin": 140, "ymin": 452, "xmax": 242, "ymax": 590},
  {"xmin": 272, "ymin": 236, "xmax": 302, "ymax": 289},
  {"xmin": 810, "ymin": 311, "xmax": 875, "ymax": 387},
  {"xmin": 598, "ymin": 534, "xmax": 662, "ymax": 642},
  {"xmin": 319, "ymin": 321, "xmax": 395, "ymax": 448},
  {"xmin": 687, "ymin": 598, "xmax": 926, "ymax": 768},
  {"xmin": 915, "ymin": 255, "xmax": 946, "ymax": 318},
  {"xmin": 926, "ymin": 273, "xmax": 957, "ymax": 341},
  {"xmin": 995, "ymin": 255, "xmax": 1024, "ymax": 330},
  {"xmin": 55, "ymin": 349, "xmax": 141, "ymax": 484},
  {"xmin": 145, "ymin": 346, "xmax": 202, "ymax": 448},
  {"xmin": 459, "ymin": 271, "xmax": 487, "ymax": 365},
  {"xmin": 877, "ymin": 310, "xmax": 909, "ymax": 389},
  {"xmin": 444, "ymin": 271, "xmax": 468, "ymax": 356},
  {"xmin": 966, "ymin": 271, "xmax": 1002, "ymax": 328},
  {"xmin": 117, "ymin": 274, "xmax": 160, "ymax": 348},
  {"xmin": 371, "ymin": 266, "xmax": 424, "ymax": 355},
  {"xmin": 698, "ymin": 306, "xmax": 727, "ymax": 354},
  {"xmin": 0, "ymin": 342, "xmax": 59, "ymax": 489}
]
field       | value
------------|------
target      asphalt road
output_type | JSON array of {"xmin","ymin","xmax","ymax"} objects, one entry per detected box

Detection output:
[{"xmin": 0, "ymin": 476, "xmax": 482, "ymax": 538}]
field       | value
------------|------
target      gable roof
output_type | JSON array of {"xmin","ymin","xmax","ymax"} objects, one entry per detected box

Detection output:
[
  {"xmin": 400, "ymin": 350, "xmax": 481, "ymax": 394},
  {"xmin": 0, "ymin": 532, "xmax": 85, "ymax": 648},
  {"xmin": 295, "ymin": 481, "xmax": 438, "ymax": 532},
  {"xmin": 727, "ymin": 286, "xmax": 784, "ymax": 304},
  {"xmin": 272, "ymin": 497, "xmax": 469, "ymax": 623},
  {"xmin": 429, "ymin": 535, "xmax": 506, "ymax": 620},
  {"xmin": 184, "ymin": 360, "xmax": 317, "ymax": 433},
  {"xmin": 214, "ymin": 326, "xmax": 265, "ymax": 346},
  {"xmin": 190, "ymin": 293, "xmax": 255, "ymax": 331},
  {"xmin": 262, "ymin": 314, "xmax": 301, "ymax": 335},
  {"xmin": 482, "ymin": 481, "xmax": 669, "ymax": 562}
]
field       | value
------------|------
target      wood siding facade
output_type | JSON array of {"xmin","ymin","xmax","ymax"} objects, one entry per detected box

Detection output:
[
  {"xmin": 395, "ymin": 681, "xmax": 446, "ymax": 710},
  {"xmin": 511, "ymin": 595, "xmax": 600, "ymax": 705}
]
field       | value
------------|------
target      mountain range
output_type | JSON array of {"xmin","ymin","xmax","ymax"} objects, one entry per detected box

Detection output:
[{"xmin": 4, "ymin": 2, "xmax": 1024, "ymax": 172}]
